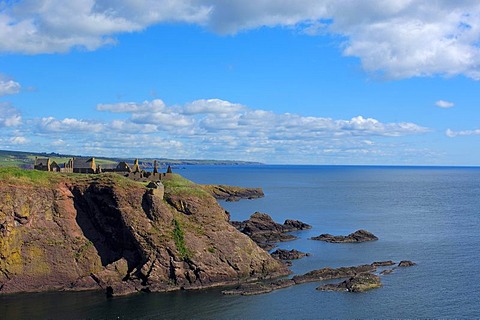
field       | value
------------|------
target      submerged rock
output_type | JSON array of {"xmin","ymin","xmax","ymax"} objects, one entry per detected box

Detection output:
[{"xmin": 310, "ymin": 229, "xmax": 378, "ymax": 243}]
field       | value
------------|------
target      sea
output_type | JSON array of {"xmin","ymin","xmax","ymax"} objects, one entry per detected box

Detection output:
[{"xmin": 1, "ymin": 165, "xmax": 480, "ymax": 319}]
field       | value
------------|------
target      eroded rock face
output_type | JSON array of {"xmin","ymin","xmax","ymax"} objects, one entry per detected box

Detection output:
[
  {"xmin": 0, "ymin": 173, "xmax": 288, "ymax": 296},
  {"xmin": 310, "ymin": 229, "xmax": 378, "ymax": 243},
  {"xmin": 232, "ymin": 213, "xmax": 312, "ymax": 250}
]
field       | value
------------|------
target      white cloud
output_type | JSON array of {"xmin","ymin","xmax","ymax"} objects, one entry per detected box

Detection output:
[
  {"xmin": 16, "ymin": 98, "xmax": 429, "ymax": 163},
  {"xmin": 104, "ymin": 99, "xmax": 429, "ymax": 148},
  {"xmin": 0, "ymin": 0, "xmax": 209, "ymax": 54},
  {"xmin": 435, "ymin": 100, "xmax": 455, "ymax": 108},
  {"xmin": 37, "ymin": 117, "xmax": 104, "ymax": 133},
  {"xmin": 183, "ymin": 99, "xmax": 246, "ymax": 115},
  {"xmin": 2, "ymin": 1, "xmax": 480, "ymax": 79},
  {"xmin": 110, "ymin": 120, "xmax": 158, "ymax": 133},
  {"xmin": 446, "ymin": 128, "xmax": 480, "ymax": 137},
  {"xmin": 0, "ymin": 103, "xmax": 22, "ymax": 127},
  {"xmin": 97, "ymin": 99, "xmax": 166, "ymax": 113},
  {"xmin": 0, "ymin": 76, "xmax": 21, "ymax": 96}
]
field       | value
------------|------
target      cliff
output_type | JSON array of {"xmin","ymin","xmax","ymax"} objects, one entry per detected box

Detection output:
[{"xmin": 0, "ymin": 168, "xmax": 288, "ymax": 296}]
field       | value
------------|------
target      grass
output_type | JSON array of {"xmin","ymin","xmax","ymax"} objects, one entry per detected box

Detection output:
[
  {"xmin": 70, "ymin": 172, "xmax": 144, "ymax": 189},
  {"xmin": 172, "ymin": 218, "xmax": 191, "ymax": 260},
  {"xmin": 0, "ymin": 167, "xmax": 146, "ymax": 190},
  {"xmin": 163, "ymin": 174, "xmax": 210, "ymax": 198},
  {"xmin": 0, "ymin": 167, "xmax": 62, "ymax": 186}
]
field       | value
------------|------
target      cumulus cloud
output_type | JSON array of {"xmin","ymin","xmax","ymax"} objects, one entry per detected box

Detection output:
[
  {"xmin": 435, "ymin": 100, "xmax": 455, "ymax": 108},
  {"xmin": 97, "ymin": 98, "xmax": 428, "ymax": 145},
  {"xmin": 97, "ymin": 98, "xmax": 430, "ymax": 142},
  {"xmin": 2, "ymin": 1, "xmax": 480, "ymax": 79},
  {"xmin": 0, "ymin": 76, "xmax": 21, "ymax": 96},
  {"xmin": 0, "ymin": 0, "xmax": 209, "ymax": 54},
  {"xmin": 18, "ymin": 98, "xmax": 429, "ymax": 162}
]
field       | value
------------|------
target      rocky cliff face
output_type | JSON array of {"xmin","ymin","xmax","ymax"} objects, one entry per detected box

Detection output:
[{"xmin": 0, "ymin": 170, "xmax": 288, "ymax": 296}]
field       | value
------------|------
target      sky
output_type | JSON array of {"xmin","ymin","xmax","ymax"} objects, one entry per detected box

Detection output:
[{"xmin": 1, "ymin": 1, "xmax": 480, "ymax": 165}]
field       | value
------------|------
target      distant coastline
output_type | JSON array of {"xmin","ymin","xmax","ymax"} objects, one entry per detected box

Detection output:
[{"xmin": 0, "ymin": 149, "xmax": 263, "ymax": 169}]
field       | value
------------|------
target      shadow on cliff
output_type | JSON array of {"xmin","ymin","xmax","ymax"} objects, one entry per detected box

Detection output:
[{"xmin": 71, "ymin": 184, "xmax": 145, "ymax": 273}]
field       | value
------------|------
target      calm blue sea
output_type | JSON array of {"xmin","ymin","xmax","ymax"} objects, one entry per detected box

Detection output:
[{"xmin": 2, "ymin": 165, "xmax": 480, "ymax": 319}]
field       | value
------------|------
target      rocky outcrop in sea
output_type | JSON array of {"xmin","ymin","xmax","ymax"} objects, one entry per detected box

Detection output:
[
  {"xmin": 231, "ymin": 212, "xmax": 312, "ymax": 250},
  {"xmin": 310, "ymin": 229, "xmax": 378, "ymax": 243}
]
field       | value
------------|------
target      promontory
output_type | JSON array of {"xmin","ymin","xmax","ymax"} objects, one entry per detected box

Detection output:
[{"xmin": 0, "ymin": 168, "xmax": 288, "ymax": 296}]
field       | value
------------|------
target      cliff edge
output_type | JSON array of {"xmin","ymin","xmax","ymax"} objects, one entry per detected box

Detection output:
[{"xmin": 0, "ymin": 168, "xmax": 288, "ymax": 296}]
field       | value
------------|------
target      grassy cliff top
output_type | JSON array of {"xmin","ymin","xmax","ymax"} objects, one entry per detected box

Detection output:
[
  {"xmin": 162, "ymin": 173, "xmax": 210, "ymax": 198},
  {"xmin": 0, "ymin": 167, "xmax": 65, "ymax": 186},
  {"xmin": 0, "ymin": 167, "xmax": 145, "ymax": 189}
]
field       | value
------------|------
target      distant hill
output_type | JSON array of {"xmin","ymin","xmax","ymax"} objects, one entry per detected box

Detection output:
[{"xmin": 0, "ymin": 149, "xmax": 263, "ymax": 169}]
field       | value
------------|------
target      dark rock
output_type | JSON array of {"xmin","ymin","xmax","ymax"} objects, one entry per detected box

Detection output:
[
  {"xmin": 200, "ymin": 185, "xmax": 264, "ymax": 201},
  {"xmin": 240, "ymin": 212, "xmax": 286, "ymax": 234},
  {"xmin": 222, "ymin": 264, "xmax": 377, "ymax": 296},
  {"xmin": 146, "ymin": 181, "xmax": 158, "ymax": 189},
  {"xmin": 292, "ymin": 264, "xmax": 376, "ymax": 284},
  {"xmin": 310, "ymin": 229, "xmax": 378, "ymax": 243},
  {"xmin": 271, "ymin": 249, "xmax": 307, "ymax": 261},
  {"xmin": 283, "ymin": 219, "xmax": 312, "ymax": 231},
  {"xmin": 222, "ymin": 278, "xmax": 296, "ymax": 296},
  {"xmin": 317, "ymin": 273, "xmax": 382, "ymax": 292},
  {"xmin": 371, "ymin": 260, "xmax": 395, "ymax": 267},
  {"xmin": 398, "ymin": 260, "xmax": 416, "ymax": 267},
  {"xmin": 231, "ymin": 212, "xmax": 310, "ymax": 250}
]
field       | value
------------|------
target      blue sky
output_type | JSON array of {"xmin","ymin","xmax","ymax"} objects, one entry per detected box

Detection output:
[{"xmin": 1, "ymin": 1, "xmax": 480, "ymax": 165}]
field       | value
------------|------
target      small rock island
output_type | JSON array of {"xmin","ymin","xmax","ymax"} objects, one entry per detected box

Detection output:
[{"xmin": 310, "ymin": 229, "xmax": 378, "ymax": 243}]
